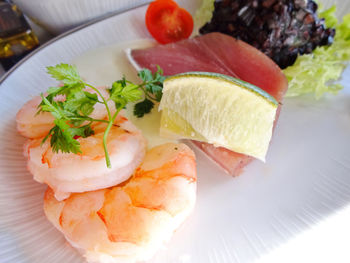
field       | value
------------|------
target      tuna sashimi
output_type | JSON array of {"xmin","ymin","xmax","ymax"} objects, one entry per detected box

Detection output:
[{"xmin": 130, "ymin": 32, "xmax": 288, "ymax": 176}]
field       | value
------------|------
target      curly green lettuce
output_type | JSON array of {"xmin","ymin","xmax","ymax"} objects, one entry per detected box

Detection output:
[{"xmin": 284, "ymin": 6, "xmax": 350, "ymax": 99}]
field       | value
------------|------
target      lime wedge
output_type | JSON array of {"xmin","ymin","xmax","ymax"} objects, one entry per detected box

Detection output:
[{"xmin": 159, "ymin": 72, "xmax": 278, "ymax": 161}]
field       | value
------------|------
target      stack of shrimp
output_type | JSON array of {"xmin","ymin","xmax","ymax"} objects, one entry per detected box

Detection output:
[{"xmin": 16, "ymin": 87, "xmax": 197, "ymax": 263}]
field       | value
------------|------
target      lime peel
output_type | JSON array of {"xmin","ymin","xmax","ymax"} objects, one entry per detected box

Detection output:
[{"xmin": 159, "ymin": 72, "xmax": 278, "ymax": 161}]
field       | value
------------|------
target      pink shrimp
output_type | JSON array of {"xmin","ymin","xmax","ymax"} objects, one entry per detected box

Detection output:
[
  {"xmin": 16, "ymin": 86, "xmax": 115, "ymax": 139},
  {"xmin": 44, "ymin": 143, "xmax": 196, "ymax": 263},
  {"xmin": 26, "ymin": 116, "xmax": 146, "ymax": 201}
]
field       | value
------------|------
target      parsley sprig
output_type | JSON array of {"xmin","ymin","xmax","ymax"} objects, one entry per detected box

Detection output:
[
  {"xmin": 134, "ymin": 66, "xmax": 165, "ymax": 117},
  {"xmin": 39, "ymin": 63, "xmax": 164, "ymax": 168}
]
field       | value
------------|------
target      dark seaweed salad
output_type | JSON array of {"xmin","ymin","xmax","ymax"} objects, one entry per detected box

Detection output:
[{"xmin": 199, "ymin": 0, "xmax": 336, "ymax": 69}]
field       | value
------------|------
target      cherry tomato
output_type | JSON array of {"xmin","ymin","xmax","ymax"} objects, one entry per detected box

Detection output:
[{"xmin": 145, "ymin": 0, "xmax": 194, "ymax": 44}]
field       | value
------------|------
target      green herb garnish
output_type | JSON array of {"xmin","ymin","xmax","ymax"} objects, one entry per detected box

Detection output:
[
  {"xmin": 134, "ymin": 66, "xmax": 165, "ymax": 117},
  {"xmin": 39, "ymin": 63, "xmax": 164, "ymax": 168}
]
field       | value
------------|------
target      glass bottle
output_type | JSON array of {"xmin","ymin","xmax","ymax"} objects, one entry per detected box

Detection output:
[{"xmin": 0, "ymin": 0, "xmax": 39, "ymax": 70}]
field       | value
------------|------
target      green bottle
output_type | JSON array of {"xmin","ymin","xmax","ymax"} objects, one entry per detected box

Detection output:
[{"xmin": 0, "ymin": 0, "xmax": 39, "ymax": 70}]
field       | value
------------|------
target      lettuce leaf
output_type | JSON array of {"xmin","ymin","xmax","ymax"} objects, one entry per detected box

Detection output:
[
  {"xmin": 284, "ymin": 6, "xmax": 350, "ymax": 99},
  {"xmin": 194, "ymin": 0, "xmax": 215, "ymax": 31}
]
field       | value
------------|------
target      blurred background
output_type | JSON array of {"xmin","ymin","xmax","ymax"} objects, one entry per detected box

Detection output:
[{"xmin": 0, "ymin": 0, "xmax": 151, "ymax": 77}]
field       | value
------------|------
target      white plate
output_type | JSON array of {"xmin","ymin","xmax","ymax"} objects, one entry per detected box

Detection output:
[
  {"xmin": 13, "ymin": 0, "xmax": 152, "ymax": 34},
  {"xmin": 1, "ymin": 1, "xmax": 350, "ymax": 263}
]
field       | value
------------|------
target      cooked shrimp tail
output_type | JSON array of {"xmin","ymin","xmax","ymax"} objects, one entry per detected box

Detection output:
[{"xmin": 44, "ymin": 143, "xmax": 197, "ymax": 263}]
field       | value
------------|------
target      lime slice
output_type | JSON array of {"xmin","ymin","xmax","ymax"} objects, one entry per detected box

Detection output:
[{"xmin": 159, "ymin": 72, "xmax": 278, "ymax": 161}]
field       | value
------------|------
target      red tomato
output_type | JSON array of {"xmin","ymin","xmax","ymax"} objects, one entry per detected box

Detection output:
[{"xmin": 145, "ymin": 0, "xmax": 194, "ymax": 44}]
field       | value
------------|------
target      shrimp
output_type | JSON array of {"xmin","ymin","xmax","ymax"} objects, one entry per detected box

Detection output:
[
  {"xmin": 16, "ymin": 96, "xmax": 55, "ymax": 139},
  {"xmin": 26, "ymin": 114, "xmax": 146, "ymax": 201},
  {"xmin": 43, "ymin": 143, "xmax": 196, "ymax": 263},
  {"xmin": 16, "ymin": 86, "xmax": 115, "ymax": 139}
]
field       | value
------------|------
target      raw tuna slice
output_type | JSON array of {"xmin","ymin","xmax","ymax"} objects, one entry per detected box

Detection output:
[{"xmin": 130, "ymin": 32, "xmax": 288, "ymax": 176}]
